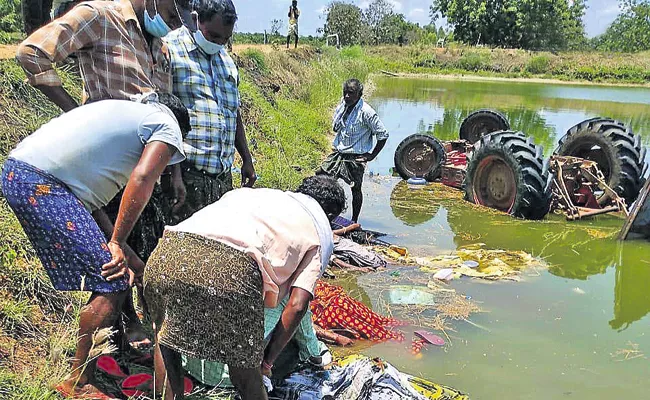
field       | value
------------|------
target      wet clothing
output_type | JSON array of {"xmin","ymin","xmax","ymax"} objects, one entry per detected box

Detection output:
[
  {"xmin": 272, "ymin": 355, "xmax": 469, "ymax": 400},
  {"xmin": 165, "ymin": 26, "xmax": 240, "ymax": 176},
  {"xmin": 333, "ymin": 237, "xmax": 387, "ymax": 270},
  {"xmin": 17, "ymin": 0, "xmax": 171, "ymax": 102},
  {"xmin": 332, "ymin": 99, "xmax": 389, "ymax": 155},
  {"xmin": 168, "ymin": 162, "xmax": 233, "ymax": 223},
  {"xmin": 143, "ymin": 230, "xmax": 264, "ymax": 368},
  {"xmin": 166, "ymin": 188, "xmax": 334, "ymax": 308},
  {"xmin": 317, "ymin": 152, "xmax": 366, "ymax": 188},
  {"xmin": 9, "ymin": 100, "xmax": 185, "ymax": 212},
  {"xmin": 311, "ymin": 281, "xmax": 404, "ymax": 342},
  {"xmin": 1, "ymin": 159, "xmax": 129, "ymax": 293}
]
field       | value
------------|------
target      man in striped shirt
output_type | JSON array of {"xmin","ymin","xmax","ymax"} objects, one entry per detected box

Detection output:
[
  {"xmin": 317, "ymin": 78, "xmax": 389, "ymax": 222},
  {"xmin": 164, "ymin": 0, "xmax": 256, "ymax": 223}
]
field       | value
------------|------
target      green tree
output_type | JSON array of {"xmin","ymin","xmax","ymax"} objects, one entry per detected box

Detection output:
[
  {"xmin": 324, "ymin": 1, "xmax": 367, "ymax": 45},
  {"xmin": 0, "ymin": 0, "xmax": 22, "ymax": 32},
  {"xmin": 594, "ymin": 0, "xmax": 650, "ymax": 52},
  {"xmin": 430, "ymin": 0, "xmax": 587, "ymax": 50},
  {"xmin": 363, "ymin": 0, "xmax": 396, "ymax": 44}
]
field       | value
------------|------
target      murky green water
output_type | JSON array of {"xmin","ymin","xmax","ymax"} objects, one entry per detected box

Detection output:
[{"xmin": 343, "ymin": 77, "xmax": 650, "ymax": 399}]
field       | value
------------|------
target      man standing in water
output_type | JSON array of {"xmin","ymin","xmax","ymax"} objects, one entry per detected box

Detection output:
[
  {"xmin": 317, "ymin": 78, "xmax": 389, "ymax": 222},
  {"xmin": 286, "ymin": 0, "xmax": 300, "ymax": 49}
]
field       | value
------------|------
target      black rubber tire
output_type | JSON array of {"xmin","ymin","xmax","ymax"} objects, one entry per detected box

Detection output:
[
  {"xmin": 553, "ymin": 118, "xmax": 647, "ymax": 206},
  {"xmin": 394, "ymin": 134, "xmax": 446, "ymax": 181},
  {"xmin": 459, "ymin": 109, "xmax": 510, "ymax": 144},
  {"xmin": 465, "ymin": 131, "xmax": 553, "ymax": 220}
]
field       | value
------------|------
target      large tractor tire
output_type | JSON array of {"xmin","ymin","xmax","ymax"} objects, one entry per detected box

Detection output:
[
  {"xmin": 394, "ymin": 134, "xmax": 446, "ymax": 181},
  {"xmin": 465, "ymin": 131, "xmax": 552, "ymax": 220},
  {"xmin": 459, "ymin": 109, "xmax": 510, "ymax": 144},
  {"xmin": 554, "ymin": 118, "xmax": 647, "ymax": 206}
]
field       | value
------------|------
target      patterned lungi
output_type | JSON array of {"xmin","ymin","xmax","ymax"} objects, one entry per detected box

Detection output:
[
  {"xmin": 317, "ymin": 151, "xmax": 365, "ymax": 188},
  {"xmin": 143, "ymin": 230, "xmax": 264, "ymax": 368},
  {"xmin": 288, "ymin": 22, "xmax": 298, "ymax": 37},
  {"xmin": 1, "ymin": 158, "xmax": 129, "ymax": 293}
]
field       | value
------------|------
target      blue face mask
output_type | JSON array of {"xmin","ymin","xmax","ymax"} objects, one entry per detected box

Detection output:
[
  {"xmin": 193, "ymin": 28, "xmax": 224, "ymax": 55},
  {"xmin": 144, "ymin": 0, "xmax": 172, "ymax": 38}
]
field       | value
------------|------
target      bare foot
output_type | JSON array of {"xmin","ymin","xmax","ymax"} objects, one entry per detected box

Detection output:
[{"xmin": 55, "ymin": 381, "xmax": 114, "ymax": 399}]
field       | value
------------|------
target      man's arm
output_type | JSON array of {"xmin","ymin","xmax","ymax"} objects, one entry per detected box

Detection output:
[
  {"xmin": 16, "ymin": 4, "xmax": 102, "ymax": 111},
  {"xmin": 235, "ymin": 112, "xmax": 256, "ymax": 187},
  {"xmin": 356, "ymin": 110, "xmax": 389, "ymax": 162},
  {"xmin": 101, "ymin": 142, "xmax": 176, "ymax": 281},
  {"xmin": 262, "ymin": 287, "xmax": 313, "ymax": 375},
  {"xmin": 92, "ymin": 208, "xmax": 146, "ymax": 279}
]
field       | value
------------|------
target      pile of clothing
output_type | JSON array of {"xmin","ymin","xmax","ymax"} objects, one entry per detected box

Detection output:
[{"xmin": 271, "ymin": 355, "xmax": 469, "ymax": 400}]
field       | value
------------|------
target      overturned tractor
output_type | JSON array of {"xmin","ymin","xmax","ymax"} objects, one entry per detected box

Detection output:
[{"xmin": 393, "ymin": 110, "xmax": 648, "ymax": 221}]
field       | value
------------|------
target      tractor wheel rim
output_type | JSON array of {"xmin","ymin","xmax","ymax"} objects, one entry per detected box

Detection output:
[
  {"xmin": 404, "ymin": 143, "xmax": 437, "ymax": 177},
  {"xmin": 473, "ymin": 155, "xmax": 517, "ymax": 212}
]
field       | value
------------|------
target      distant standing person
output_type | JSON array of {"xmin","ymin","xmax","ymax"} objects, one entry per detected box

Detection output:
[
  {"xmin": 317, "ymin": 79, "xmax": 389, "ymax": 222},
  {"xmin": 286, "ymin": 0, "xmax": 300, "ymax": 49}
]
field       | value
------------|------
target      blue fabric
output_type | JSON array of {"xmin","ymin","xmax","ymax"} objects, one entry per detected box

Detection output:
[
  {"xmin": 1, "ymin": 158, "xmax": 129, "ymax": 293},
  {"xmin": 165, "ymin": 26, "xmax": 240, "ymax": 175},
  {"xmin": 332, "ymin": 99, "xmax": 389, "ymax": 155}
]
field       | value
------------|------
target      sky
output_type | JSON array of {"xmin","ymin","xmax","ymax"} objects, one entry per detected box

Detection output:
[{"xmin": 233, "ymin": 0, "xmax": 622, "ymax": 39}]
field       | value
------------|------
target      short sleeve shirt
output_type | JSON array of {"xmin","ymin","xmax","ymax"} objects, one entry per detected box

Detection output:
[
  {"xmin": 167, "ymin": 188, "xmax": 331, "ymax": 308},
  {"xmin": 10, "ymin": 100, "xmax": 185, "ymax": 211},
  {"xmin": 164, "ymin": 26, "xmax": 240, "ymax": 175}
]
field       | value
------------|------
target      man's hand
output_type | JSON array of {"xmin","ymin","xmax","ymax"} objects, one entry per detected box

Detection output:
[
  {"xmin": 102, "ymin": 241, "xmax": 133, "ymax": 285},
  {"xmin": 355, "ymin": 153, "xmax": 373, "ymax": 163},
  {"xmin": 171, "ymin": 173, "xmax": 187, "ymax": 215},
  {"xmin": 261, "ymin": 362, "xmax": 272, "ymax": 377},
  {"xmin": 241, "ymin": 161, "xmax": 257, "ymax": 187}
]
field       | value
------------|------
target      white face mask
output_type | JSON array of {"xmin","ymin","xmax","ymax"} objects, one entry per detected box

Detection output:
[{"xmin": 193, "ymin": 28, "xmax": 223, "ymax": 55}]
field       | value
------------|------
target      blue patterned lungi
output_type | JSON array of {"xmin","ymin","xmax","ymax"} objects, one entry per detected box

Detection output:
[{"xmin": 1, "ymin": 158, "xmax": 129, "ymax": 293}]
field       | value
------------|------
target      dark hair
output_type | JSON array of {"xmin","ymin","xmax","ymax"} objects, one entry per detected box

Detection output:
[
  {"xmin": 157, "ymin": 92, "xmax": 192, "ymax": 138},
  {"xmin": 295, "ymin": 175, "xmax": 346, "ymax": 221},
  {"xmin": 343, "ymin": 78, "xmax": 363, "ymax": 97},
  {"xmin": 192, "ymin": 0, "xmax": 237, "ymax": 25}
]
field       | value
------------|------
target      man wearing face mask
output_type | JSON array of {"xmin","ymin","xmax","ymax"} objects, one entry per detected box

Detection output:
[
  {"xmin": 163, "ymin": 0, "xmax": 256, "ymax": 224},
  {"xmin": 16, "ymin": 0, "xmax": 191, "ymax": 366}
]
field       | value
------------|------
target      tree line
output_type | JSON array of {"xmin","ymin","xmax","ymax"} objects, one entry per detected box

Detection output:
[{"xmin": 324, "ymin": 0, "xmax": 650, "ymax": 52}]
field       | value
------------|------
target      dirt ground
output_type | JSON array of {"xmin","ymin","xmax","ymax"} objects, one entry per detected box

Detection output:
[
  {"xmin": 0, "ymin": 44, "xmax": 18, "ymax": 60},
  {"xmin": 0, "ymin": 43, "xmax": 293, "ymax": 60}
]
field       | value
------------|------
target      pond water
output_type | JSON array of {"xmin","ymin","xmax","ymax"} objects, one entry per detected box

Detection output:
[{"xmin": 339, "ymin": 76, "xmax": 650, "ymax": 399}]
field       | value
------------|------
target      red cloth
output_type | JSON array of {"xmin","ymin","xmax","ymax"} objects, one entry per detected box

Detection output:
[{"xmin": 311, "ymin": 281, "xmax": 404, "ymax": 342}]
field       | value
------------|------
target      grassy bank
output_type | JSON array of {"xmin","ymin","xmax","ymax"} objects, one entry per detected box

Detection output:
[
  {"xmin": 353, "ymin": 45, "xmax": 650, "ymax": 85},
  {"xmin": 0, "ymin": 47, "xmax": 372, "ymax": 397}
]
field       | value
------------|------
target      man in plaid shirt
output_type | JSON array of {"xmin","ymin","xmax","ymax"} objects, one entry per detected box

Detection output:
[
  {"xmin": 165, "ymin": 0, "xmax": 256, "ymax": 222},
  {"xmin": 15, "ymin": 0, "xmax": 189, "ymax": 397}
]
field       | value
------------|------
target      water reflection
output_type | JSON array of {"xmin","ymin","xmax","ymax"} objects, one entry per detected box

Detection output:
[
  {"xmin": 389, "ymin": 181, "xmax": 440, "ymax": 226},
  {"xmin": 372, "ymin": 76, "xmax": 650, "ymax": 156},
  {"xmin": 609, "ymin": 243, "xmax": 650, "ymax": 331}
]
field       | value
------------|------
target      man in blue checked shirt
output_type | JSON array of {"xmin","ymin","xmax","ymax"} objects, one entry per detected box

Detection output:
[
  {"xmin": 164, "ymin": 0, "xmax": 256, "ymax": 223},
  {"xmin": 317, "ymin": 78, "xmax": 389, "ymax": 222}
]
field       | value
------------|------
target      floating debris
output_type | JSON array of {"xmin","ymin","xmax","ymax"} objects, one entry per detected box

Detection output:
[{"xmin": 611, "ymin": 342, "xmax": 646, "ymax": 362}]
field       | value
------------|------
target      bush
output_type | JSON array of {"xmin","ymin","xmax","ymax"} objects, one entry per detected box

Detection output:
[
  {"xmin": 527, "ymin": 55, "xmax": 551, "ymax": 74},
  {"xmin": 241, "ymin": 48, "xmax": 268, "ymax": 73},
  {"xmin": 0, "ymin": 0, "xmax": 22, "ymax": 32},
  {"xmin": 340, "ymin": 45, "xmax": 364, "ymax": 59},
  {"xmin": 456, "ymin": 52, "xmax": 488, "ymax": 71}
]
